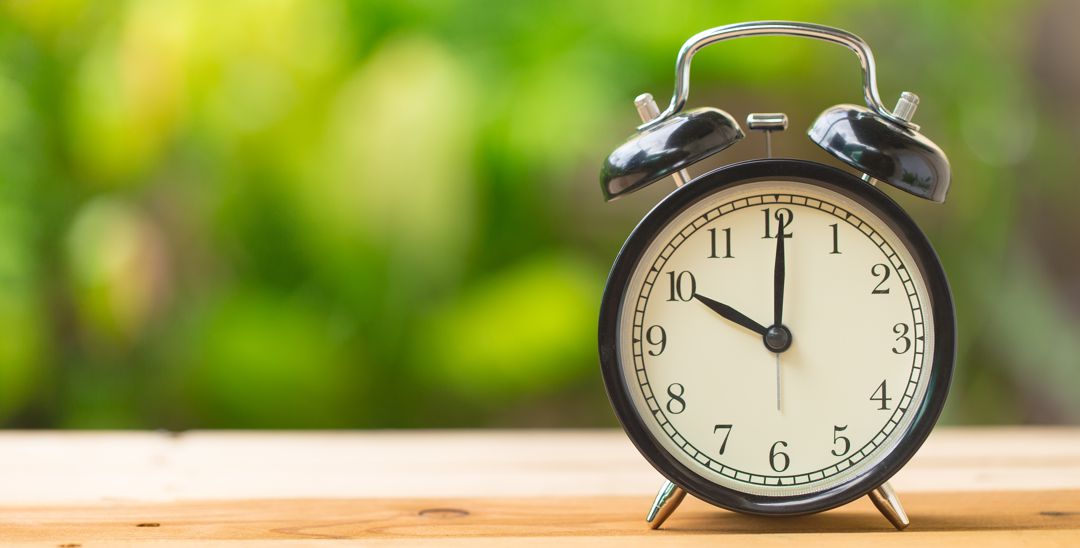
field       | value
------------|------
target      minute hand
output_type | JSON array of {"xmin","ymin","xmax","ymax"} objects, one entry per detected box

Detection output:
[
  {"xmin": 773, "ymin": 220, "xmax": 786, "ymax": 326},
  {"xmin": 693, "ymin": 294, "xmax": 768, "ymax": 336}
]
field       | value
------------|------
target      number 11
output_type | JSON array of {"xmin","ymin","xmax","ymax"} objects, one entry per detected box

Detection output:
[{"xmin": 708, "ymin": 228, "xmax": 733, "ymax": 259}]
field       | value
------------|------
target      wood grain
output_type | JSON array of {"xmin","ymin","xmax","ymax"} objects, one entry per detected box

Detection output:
[
  {"xmin": 2, "ymin": 491, "xmax": 1078, "ymax": 546},
  {"xmin": 0, "ymin": 428, "xmax": 1077, "ymax": 545}
]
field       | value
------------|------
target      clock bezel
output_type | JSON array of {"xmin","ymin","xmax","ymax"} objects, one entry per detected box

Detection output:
[{"xmin": 598, "ymin": 158, "xmax": 955, "ymax": 516}]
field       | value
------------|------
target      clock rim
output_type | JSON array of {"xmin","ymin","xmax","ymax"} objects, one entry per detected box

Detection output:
[{"xmin": 598, "ymin": 158, "xmax": 956, "ymax": 516}]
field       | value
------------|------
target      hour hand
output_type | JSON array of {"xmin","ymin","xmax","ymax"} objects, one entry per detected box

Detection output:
[{"xmin": 693, "ymin": 293, "xmax": 768, "ymax": 336}]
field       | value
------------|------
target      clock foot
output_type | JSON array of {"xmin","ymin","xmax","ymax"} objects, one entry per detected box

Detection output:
[
  {"xmin": 868, "ymin": 481, "xmax": 910, "ymax": 530},
  {"xmin": 646, "ymin": 480, "xmax": 687, "ymax": 529}
]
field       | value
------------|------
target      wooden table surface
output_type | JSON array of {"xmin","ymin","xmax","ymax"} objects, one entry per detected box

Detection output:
[{"xmin": 0, "ymin": 428, "xmax": 1077, "ymax": 546}]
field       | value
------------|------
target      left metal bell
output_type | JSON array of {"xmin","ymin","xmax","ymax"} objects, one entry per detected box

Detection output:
[{"xmin": 600, "ymin": 107, "xmax": 744, "ymax": 201}]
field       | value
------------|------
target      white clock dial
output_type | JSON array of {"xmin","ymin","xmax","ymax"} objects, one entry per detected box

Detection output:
[{"xmin": 617, "ymin": 180, "xmax": 934, "ymax": 497}]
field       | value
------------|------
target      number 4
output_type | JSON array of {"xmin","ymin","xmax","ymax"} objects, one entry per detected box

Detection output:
[{"xmin": 870, "ymin": 380, "xmax": 892, "ymax": 410}]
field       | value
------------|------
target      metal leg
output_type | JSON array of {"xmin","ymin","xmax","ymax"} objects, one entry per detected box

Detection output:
[
  {"xmin": 868, "ymin": 481, "xmax": 910, "ymax": 530},
  {"xmin": 646, "ymin": 480, "xmax": 687, "ymax": 529}
]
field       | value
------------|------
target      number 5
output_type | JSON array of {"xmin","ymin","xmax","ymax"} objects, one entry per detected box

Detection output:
[{"xmin": 831, "ymin": 425, "xmax": 850, "ymax": 456}]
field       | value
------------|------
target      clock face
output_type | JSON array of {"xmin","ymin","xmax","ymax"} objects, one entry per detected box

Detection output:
[{"xmin": 600, "ymin": 161, "xmax": 954, "ymax": 511}]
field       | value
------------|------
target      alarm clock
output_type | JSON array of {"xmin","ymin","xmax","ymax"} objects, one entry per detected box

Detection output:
[{"xmin": 597, "ymin": 21, "xmax": 955, "ymax": 530}]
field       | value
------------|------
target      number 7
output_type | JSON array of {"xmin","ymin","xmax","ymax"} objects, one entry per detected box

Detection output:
[{"xmin": 713, "ymin": 424, "xmax": 733, "ymax": 455}]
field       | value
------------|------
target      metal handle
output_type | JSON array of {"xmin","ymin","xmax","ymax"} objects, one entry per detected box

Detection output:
[{"xmin": 642, "ymin": 21, "xmax": 916, "ymax": 130}]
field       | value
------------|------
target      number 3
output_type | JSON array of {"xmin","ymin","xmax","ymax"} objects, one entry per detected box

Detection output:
[{"xmin": 892, "ymin": 322, "xmax": 911, "ymax": 354}]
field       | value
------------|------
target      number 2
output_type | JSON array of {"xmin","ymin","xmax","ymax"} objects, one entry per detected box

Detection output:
[{"xmin": 871, "ymin": 263, "xmax": 891, "ymax": 294}]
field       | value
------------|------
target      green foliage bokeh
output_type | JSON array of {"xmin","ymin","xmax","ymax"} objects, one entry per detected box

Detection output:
[{"xmin": 0, "ymin": 0, "xmax": 1077, "ymax": 428}]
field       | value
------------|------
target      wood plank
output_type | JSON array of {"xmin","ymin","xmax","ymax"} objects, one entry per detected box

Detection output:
[
  {"xmin": 0, "ymin": 428, "xmax": 1077, "ymax": 504},
  {"xmin": 1, "ymin": 428, "xmax": 1078, "ymax": 545},
  {"xmin": 1, "ymin": 490, "xmax": 1077, "ymax": 545}
]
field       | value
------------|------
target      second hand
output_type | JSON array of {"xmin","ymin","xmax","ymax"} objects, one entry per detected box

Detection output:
[{"xmin": 776, "ymin": 354, "xmax": 781, "ymax": 412}]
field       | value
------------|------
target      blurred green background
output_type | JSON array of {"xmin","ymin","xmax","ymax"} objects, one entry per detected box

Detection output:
[{"xmin": 0, "ymin": 0, "xmax": 1077, "ymax": 429}]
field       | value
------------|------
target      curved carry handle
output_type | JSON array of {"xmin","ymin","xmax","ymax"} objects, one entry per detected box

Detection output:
[{"xmin": 642, "ymin": 21, "xmax": 918, "ymax": 131}]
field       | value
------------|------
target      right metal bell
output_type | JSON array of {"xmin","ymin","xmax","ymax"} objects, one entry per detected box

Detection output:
[{"xmin": 809, "ymin": 101, "xmax": 951, "ymax": 202}]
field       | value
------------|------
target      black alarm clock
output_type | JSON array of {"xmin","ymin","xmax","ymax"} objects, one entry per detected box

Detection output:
[{"xmin": 597, "ymin": 21, "xmax": 955, "ymax": 530}]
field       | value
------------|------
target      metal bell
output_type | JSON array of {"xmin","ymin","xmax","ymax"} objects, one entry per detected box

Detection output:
[
  {"xmin": 809, "ymin": 103, "xmax": 951, "ymax": 202},
  {"xmin": 600, "ymin": 107, "xmax": 744, "ymax": 201}
]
